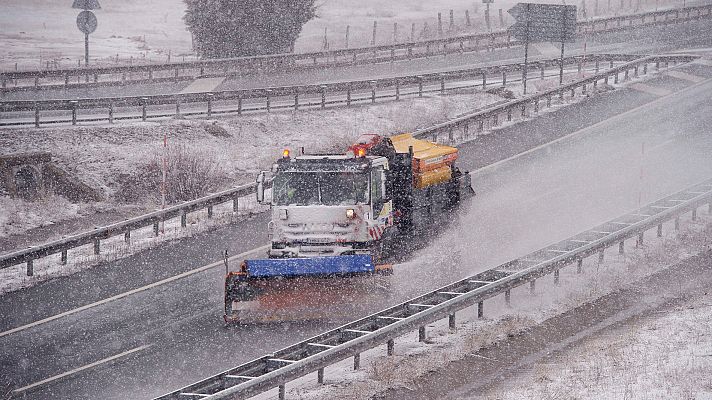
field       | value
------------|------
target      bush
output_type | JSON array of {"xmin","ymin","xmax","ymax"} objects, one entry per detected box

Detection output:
[{"xmin": 116, "ymin": 145, "xmax": 224, "ymax": 204}]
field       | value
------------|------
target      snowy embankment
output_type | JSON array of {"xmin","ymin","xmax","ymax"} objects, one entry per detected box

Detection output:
[{"xmin": 252, "ymin": 216, "xmax": 712, "ymax": 400}]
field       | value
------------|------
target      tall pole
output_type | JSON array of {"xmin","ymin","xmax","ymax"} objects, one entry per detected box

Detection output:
[
  {"xmin": 560, "ymin": 10, "xmax": 566, "ymax": 85},
  {"xmin": 523, "ymin": 4, "xmax": 531, "ymax": 95},
  {"xmin": 84, "ymin": 33, "xmax": 89, "ymax": 66},
  {"xmin": 560, "ymin": 41, "xmax": 565, "ymax": 85},
  {"xmin": 161, "ymin": 131, "xmax": 167, "ymax": 234}
]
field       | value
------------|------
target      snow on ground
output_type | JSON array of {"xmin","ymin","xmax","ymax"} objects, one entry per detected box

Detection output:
[
  {"xmin": 0, "ymin": 0, "xmax": 657, "ymax": 71},
  {"xmin": 252, "ymin": 216, "xmax": 712, "ymax": 400},
  {"xmin": 488, "ymin": 294, "xmax": 712, "ymax": 399}
]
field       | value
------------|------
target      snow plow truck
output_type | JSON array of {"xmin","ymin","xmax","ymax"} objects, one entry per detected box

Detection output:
[{"xmin": 224, "ymin": 133, "xmax": 474, "ymax": 323}]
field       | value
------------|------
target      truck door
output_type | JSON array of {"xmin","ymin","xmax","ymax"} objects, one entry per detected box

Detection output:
[{"xmin": 370, "ymin": 166, "xmax": 386, "ymax": 218}]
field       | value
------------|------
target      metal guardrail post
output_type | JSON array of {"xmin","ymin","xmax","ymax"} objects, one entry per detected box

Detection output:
[
  {"xmin": 109, "ymin": 103, "xmax": 114, "ymax": 124},
  {"xmin": 554, "ymin": 269, "xmax": 560, "ymax": 285},
  {"xmin": 440, "ymin": 75, "xmax": 445, "ymax": 94},
  {"xmin": 482, "ymin": 72, "xmax": 487, "ymax": 88},
  {"xmin": 141, "ymin": 97, "xmax": 148, "ymax": 121},
  {"xmin": 370, "ymin": 81, "xmax": 376, "ymax": 104},
  {"xmin": 418, "ymin": 326, "xmax": 426, "ymax": 342},
  {"xmin": 125, "ymin": 230, "xmax": 131, "ymax": 244},
  {"xmin": 207, "ymin": 93, "xmax": 214, "ymax": 117},
  {"xmin": 477, "ymin": 301, "xmax": 484, "ymax": 318},
  {"xmin": 576, "ymin": 257, "xmax": 583, "ymax": 274},
  {"xmin": 320, "ymin": 85, "xmax": 327, "ymax": 109},
  {"xmin": 387, "ymin": 339, "xmax": 394, "ymax": 356},
  {"xmin": 293, "ymin": 89, "xmax": 299, "ymax": 110},
  {"xmin": 417, "ymin": 76, "xmax": 423, "ymax": 97},
  {"xmin": 507, "ymin": 108, "xmax": 512, "ymax": 122},
  {"xmin": 265, "ymin": 90, "xmax": 272, "ymax": 113},
  {"xmin": 233, "ymin": 195, "xmax": 239, "ymax": 213},
  {"xmin": 505, "ymin": 289, "xmax": 511, "ymax": 306},
  {"xmin": 529, "ymin": 279, "xmax": 536, "ymax": 294},
  {"xmin": 346, "ymin": 85, "xmax": 352, "ymax": 105},
  {"xmin": 208, "ymin": 205, "xmax": 214, "ymax": 218},
  {"xmin": 26, "ymin": 259, "xmax": 33, "ymax": 277},
  {"xmin": 181, "ymin": 212, "xmax": 187, "ymax": 228},
  {"xmin": 619, "ymin": 241, "xmax": 625, "ymax": 254},
  {"xmin": 692, "ymin": 207, "xmax": 698, "ymax": 221},
  {"xmin": 448, "ymin": 313, "xmax": 456, "ymax": 329},
  {"xmin": 153, "ymin": 221, "xmax": 160, "ymax": 237},
  {"xmin": 540, "ymin": 64, "xmax": 545, "ymax": 80},
  {"xmin": 34, "ymin": 103, "xmax": 40, "ymax": 128},
  {"xmin": 61, "ymin": 249, "xmax": 68, "ymax": 265},
  {"xmin": 70, "ymin": 100, "xmax": 78, "ymax": 125},
  {"xmin": 353, "ymin": 353, "xmax": 360, "ymax": 370},
  {"xmin": 395, "ymin": 80, "xmax": 400, "ymax": 101},
  {"xmin": 94, "ymin": 238, "xmax": 100, "ymax": 255},
  {"xmin": 502, "ymin": 71, "xmax": 507, "ymax": 87},
  {"xmin": 175, "ymin": 99, "xmax": 181, "ymax": 117},
  {"xmin": 278, "ymin": 384, "xmax": 285, "ymax": 400},
  {"xmin": 317, "ymin": 368, "xmax": 324, "ymax": 384},
  {"xmin": 238, "ymin": 96, "xmax": 243, "ymax": 115}
]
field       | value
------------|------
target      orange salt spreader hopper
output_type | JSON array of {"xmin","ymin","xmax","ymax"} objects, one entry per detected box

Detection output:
[{"xmin": 390, "ymin": 133, "xmax": 459, "ymax": 189}]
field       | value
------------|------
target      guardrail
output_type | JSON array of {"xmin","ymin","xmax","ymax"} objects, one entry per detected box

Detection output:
[
  {"xmin": 0, "ymin": 53, "xmax": 697, "ymax": 275},
  {"xmin": 0, "ymin": 53, "xmax": 637, "ymax": 128},
  {"xmin": 412, "ymin": 54, "xmax": 699, "ymax": 143},
  {"xmin": 153, "ymin": 177, "xmax": 712, "ymax": 400},
  {"xmin": 1, "ymin": 4, "xmax": 710, "ymax": 93},
  {"xmin": 0, "ymin": 183, "xmax": 262, "ymax": 275}
]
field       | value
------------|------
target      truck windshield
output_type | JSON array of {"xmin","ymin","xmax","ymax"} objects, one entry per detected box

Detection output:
[{"xmin": 272, "ymin": 172, "xmax": 368, "ymax": 206}]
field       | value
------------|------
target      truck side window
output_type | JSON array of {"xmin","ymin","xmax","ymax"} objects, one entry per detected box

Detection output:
[{"xmin": 371, "ymin": 167, "xmax": 384, "ymax": 217}]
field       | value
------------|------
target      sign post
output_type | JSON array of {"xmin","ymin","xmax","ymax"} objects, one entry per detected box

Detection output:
[
  {"xmin": 72, "ymin": 0, "xmax": 101, "ymax": 66},
  {"xmin": 508, "ymin": 3, "xmax": 576, "ymax": 94}
]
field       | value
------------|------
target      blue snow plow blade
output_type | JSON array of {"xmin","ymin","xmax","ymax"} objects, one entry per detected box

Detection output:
[{"xmin": 244, "ymin": 255, "xmax": 374, "ymax": 278}]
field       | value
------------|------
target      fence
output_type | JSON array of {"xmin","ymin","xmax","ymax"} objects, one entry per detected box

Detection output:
[
  {"xmin": 0, "ymin": 53, "xmax": 697, "ymax": 275},
  {"xmin": 1, "ymin": 4, "xmax": 710, "ymax": 93},
  {"xmin": 152, "ymin": 177, "xmax": 712, "ymax": 400},
  {"xmin": 0, "ymin": 53, "xmax": 637, "ymax": 128}
]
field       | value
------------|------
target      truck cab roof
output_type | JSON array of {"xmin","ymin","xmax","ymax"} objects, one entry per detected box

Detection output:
[{"xmin": 275, "ymin": 154, "xmax": 387, "ymax": 173}]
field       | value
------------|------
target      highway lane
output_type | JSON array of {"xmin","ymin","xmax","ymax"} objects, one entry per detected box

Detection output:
[
  {"xmin": 2, "ymin": 17, "xmax": 710, "ymax": 102},
  {"xmin": 2, "ymin": 60, "xmax": 711, "ymax": 399}
]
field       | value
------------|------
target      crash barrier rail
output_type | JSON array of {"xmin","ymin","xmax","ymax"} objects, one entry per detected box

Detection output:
[
  {"xmin": 1, "ymin": 4, "xmax": 710, "ymax": 93},
  {"xmin": 0, "ymin": 53, "xmax": 698, "ymax": 275},
  {"xmin": 0, "ymin": 53, "xmax": 638, "ymax": 128},
  {"xmin": 153, "ymin": 178, "xmax": 712, "ymax": 400},
  {"xmin": 0, "ymin": 182, "xmax": 267, "ymax": 275},
  {"xmin": 411, "ymin": 54, "xmax": 699, "ymax": 143}
]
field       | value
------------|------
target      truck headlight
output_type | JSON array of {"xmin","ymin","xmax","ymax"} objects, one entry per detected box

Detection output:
[{"xmin": 346, "ymin": 209, "xmax": 355, "ymax": 219}]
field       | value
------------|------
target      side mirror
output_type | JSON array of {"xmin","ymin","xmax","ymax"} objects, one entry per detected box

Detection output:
[{"xmin": 256, "ymin": 171, "xmax": 266, "ymax": 204}]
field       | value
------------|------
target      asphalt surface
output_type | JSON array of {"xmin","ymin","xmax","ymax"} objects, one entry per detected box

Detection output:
[
  {"xmin": 2, "ymin": 17, "xmax": 710, "ymax": 102},
  {"xmin": 1, "ymin": 55, "xmax": 711, "ymax": 399}
]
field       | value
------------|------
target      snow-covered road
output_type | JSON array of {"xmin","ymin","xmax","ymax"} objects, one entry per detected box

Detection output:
[{"xmin": 1, "ymin": 56, "xmax": 711, "ymax": 399}]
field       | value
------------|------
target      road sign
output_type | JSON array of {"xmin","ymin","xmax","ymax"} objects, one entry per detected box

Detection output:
[
  {"xmin": 508, "ymin": 3, "xmax": 577, "ymax": 43},
  {"xmin": 72, "ymin": 0, "xmax": 101, "ymax": 10},
  {"xmin": 76, "ymin": 10, "xmax": 98, "ymax": 35}
]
